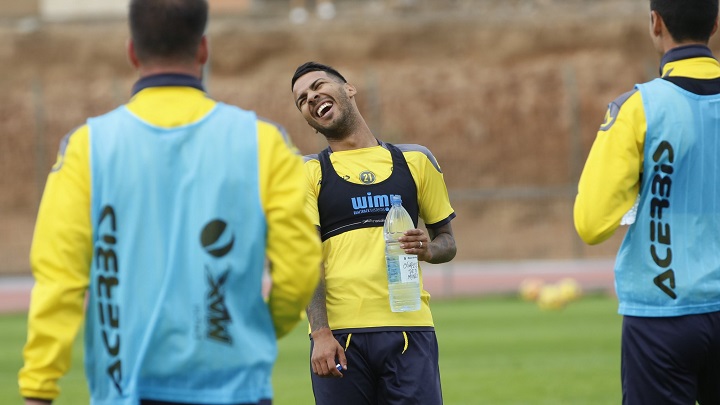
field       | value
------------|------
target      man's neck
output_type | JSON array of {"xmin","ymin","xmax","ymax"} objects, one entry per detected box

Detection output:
[
  {"xmin": 662, "ymin": 39, "xmax": 709, "ymax": 55},
  {"xmin": 326, "ymin": 129, "xmax": 378, "ymax": 152},
  {"xmin": 137, "ymin": 64, "xmax": 202, "ymax": 80}
]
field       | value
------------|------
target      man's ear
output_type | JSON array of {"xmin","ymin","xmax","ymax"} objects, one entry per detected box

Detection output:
[
  {"xmin": 197, "ymin": 35, "xmax": 209, "ymax": 65},
  {"xmin": 127, "ymin": 39, "xmax": 141, "ymax": 69},
  {"xmin": 712, "ymin": 16, "xmax": 719, "ymax": 37},
  {"xmin": 344, "ymin": 82, "xmax": 357, "ymax": 98},
  {"xmin": 650, "ymin": 10, "xmax": 663, "ymax": 38}
]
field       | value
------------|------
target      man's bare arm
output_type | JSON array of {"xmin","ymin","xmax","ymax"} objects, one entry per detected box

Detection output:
[
  {"xmin": 426, "ymin": 222, "xmax": 456, "ymax": 264},
  {"xmin": 306, "ymin": 264, "xmax": 346, "ymax": 377},
  {"xmin": 306, "ymin": 264, "xmax": 329, "ymax": 333}
]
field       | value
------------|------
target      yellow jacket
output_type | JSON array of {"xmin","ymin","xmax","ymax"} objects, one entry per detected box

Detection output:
[{"xmin": 19, "ymin": 77, "xmax": 320, "ymax": 400}]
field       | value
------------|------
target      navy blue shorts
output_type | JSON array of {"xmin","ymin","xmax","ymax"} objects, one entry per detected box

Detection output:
[
  {"xmin": 310, "ymin": 330, "xmax": 442, "ymax": 405},
  {"xmin": 141, "ymin": 400, "xmax": 271, "ymax": 405},
  {"xmin": 621, "ymin": 312, "xmax": 720, "ymax": 405}
]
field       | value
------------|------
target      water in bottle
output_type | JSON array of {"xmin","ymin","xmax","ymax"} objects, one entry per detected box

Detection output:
[{"xmin": 384, "ymin": 194, "xmax": 421, "ymax": 312}]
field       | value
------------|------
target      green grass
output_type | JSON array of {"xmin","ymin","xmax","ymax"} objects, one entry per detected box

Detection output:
[{"xmin": 1, "ymin": 295, "xmax": 622, "ymax": 404}]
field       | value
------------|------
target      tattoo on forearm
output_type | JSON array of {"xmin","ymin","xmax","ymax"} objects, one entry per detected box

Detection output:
[
  {"xmin": 427, "ymin": 233, "xmax": 457, "ymax": 264},
  {"xmin": 306, "ymin": 278, "xmax": 329, "ymax": 332}
]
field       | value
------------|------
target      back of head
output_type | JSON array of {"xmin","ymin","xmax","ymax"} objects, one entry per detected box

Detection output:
[
  {"xmin": 291, "ymin": 61, "xmax": 347, "ymax": 90},
  {"xmin": 129, "ymin": 0, "xmax": 208, "ymax": 65},
  {"xmin": 651, "ymin": 0, "xmax": 719, "ymax": 43}
]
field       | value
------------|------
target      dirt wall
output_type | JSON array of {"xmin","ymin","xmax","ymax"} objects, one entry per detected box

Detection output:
[{"xmin": 2, "ymin": 0, "xmax": 715, "ymax": 274}]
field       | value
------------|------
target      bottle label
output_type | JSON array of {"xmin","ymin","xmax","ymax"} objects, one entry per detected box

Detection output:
[{"xmin": 399, "ymin": 255, "xmax": 419, "ymax": 283}]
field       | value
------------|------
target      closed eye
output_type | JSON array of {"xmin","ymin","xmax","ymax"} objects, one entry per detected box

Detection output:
[
  {"xmin": 296, "ymin": 96, "xmax": 306, "ymax": 110},
  {"xmin": 296, "ymin": 78, "xmax": 326, "ymax": 109},
  {"xmin": 312, "ymin": 80, "xmax": 327, "ymax": 92}
]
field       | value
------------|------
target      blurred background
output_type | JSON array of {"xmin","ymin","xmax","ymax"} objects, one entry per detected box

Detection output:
[{"xmin": 3, "ymin": 0, "xmax": 717, "ymax": 289}]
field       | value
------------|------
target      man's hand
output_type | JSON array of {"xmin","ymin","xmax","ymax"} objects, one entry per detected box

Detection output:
[
  {"xmin": 400, "ymin": 224, "xmax": 456, "ymax": 264},
  {"xmin": 310, "ymin": 327, "xmax": 346, "ymax": 378},
  {"xmin": 399, "ymin": 228, "xmax": 432, "ymax": 262},
  {"xmin": 25, "ymin": 399, "xmax": 52, "ymax": 405}
]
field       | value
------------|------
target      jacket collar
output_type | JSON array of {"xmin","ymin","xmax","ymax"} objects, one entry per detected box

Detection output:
[
  {"xmin": 131, "ymin": 73, "xmax": 205, "ymax": 96},
  {"xmin": 660, "ymin": 44, "xmax": 715, "ymax": 75}
]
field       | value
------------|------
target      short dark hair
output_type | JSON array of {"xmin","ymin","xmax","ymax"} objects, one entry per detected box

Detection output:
[
  {"xmin": 651, "ymin": 0, "xmax": 719, "ymax": 43},
  {"xmin": 291, "ymin": 62, "xmax": 347, "ymax": 90},
  {"xmin": 129, "ymin": 0, "xmax": 208, "ymax": 63}
]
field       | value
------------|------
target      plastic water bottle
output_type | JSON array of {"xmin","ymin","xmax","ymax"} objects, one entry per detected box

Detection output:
[{"xmin": 384, "ymin": 194, "xmax": 421, "ymax": 312}]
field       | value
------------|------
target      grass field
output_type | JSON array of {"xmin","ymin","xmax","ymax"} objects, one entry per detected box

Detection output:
[{"xmin": 0, "ymin": 295, "xmax": 622, "ymax": 404}]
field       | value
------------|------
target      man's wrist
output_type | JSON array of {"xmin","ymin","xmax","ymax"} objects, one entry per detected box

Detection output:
[
  {"xmin": 25, "ymin": 397, "xmax": 53, "ymax": 405},
  {"xmin": 310, "ymin": 326, "xmax": 333, "ymax": 339}
]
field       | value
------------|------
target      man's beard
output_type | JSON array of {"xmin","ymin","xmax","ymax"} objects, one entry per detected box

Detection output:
[{"xmin": 312, "ymin": 94, "xmax": 357, "ymax": 141}]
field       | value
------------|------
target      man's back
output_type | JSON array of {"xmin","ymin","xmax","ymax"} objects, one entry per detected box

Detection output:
[
  {"xmin": 614, "ymin": 76, "xmax": 720, "ymax": 316},
  {"xmin": 86, "ymin": 97, "xmax": 273, "ymax": 402},
  {"xmin": 20, "ymin": 76, "xmax": 321, "ymax": 404}
]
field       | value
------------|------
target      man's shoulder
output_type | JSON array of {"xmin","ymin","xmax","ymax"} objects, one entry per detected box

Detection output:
[
  {"xmin": 302, "ymin": 154, "xmax": 322, "ymax": 178},
  {"xmin": 609, "ymin": 88, "xmax": 640, "ymax": 109},
  {"xmin": 303, "ymin": 153, "xmax": 320, "ymax": 164},
  {"xmin": 253, "ymin": 116, "xmax": 302, "ymax": 153},
  {"xmin": 48, "ymin": 124, "xmax": 90, "ymax": 173},
  {"xmin": 256, "ymin": 116, "xmax": 288, "ymax": 136},
  {"xmin": 392, "ymin": 143, "xmax": 442, "ymax": 173},
  {"xmin": 393, "ymin": 143, "xmax": 432, "ymax": 155},
  {"xmin": 600, "ymin": 88, "xmax": 642, "ymax": 132}
]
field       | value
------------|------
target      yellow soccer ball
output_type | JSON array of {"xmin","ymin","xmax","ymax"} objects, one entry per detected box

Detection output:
[
  {"xmin": 537, "ymin": 284, "xmax": 566, "ymax": 311},
  {"xmin": 557, "ymin": 278, "xmax": 582, "ymax": 302}
]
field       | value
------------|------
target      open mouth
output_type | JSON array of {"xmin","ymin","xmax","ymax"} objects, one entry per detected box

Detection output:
[{"xmin": 316, "ymin": 101, "xmax": 333, "ymax": 118}]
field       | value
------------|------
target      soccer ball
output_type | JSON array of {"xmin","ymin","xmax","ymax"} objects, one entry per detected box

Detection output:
[
  {"xmin": 537, "ymin": 285, "xmax": 566, "ymax": 311},
  {"xmin": 518, "ymin": 278, "xmax": 544, "ymax": 302},
  {"xmin": 557, "ymin": 278, "xmax": 582, "ymax": 302}
]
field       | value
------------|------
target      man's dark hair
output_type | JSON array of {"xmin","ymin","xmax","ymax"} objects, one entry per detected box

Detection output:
[
  {"xmin": 291, "ymin": 62, "xmax": 347, "ymax": 90},
  {"xmin": 129, "ymin": 0, "xmax": 208, "ymax": 63},
  {"xmin": 651, "ymin": 0, "xmax": 718, "ymax": 43}
]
